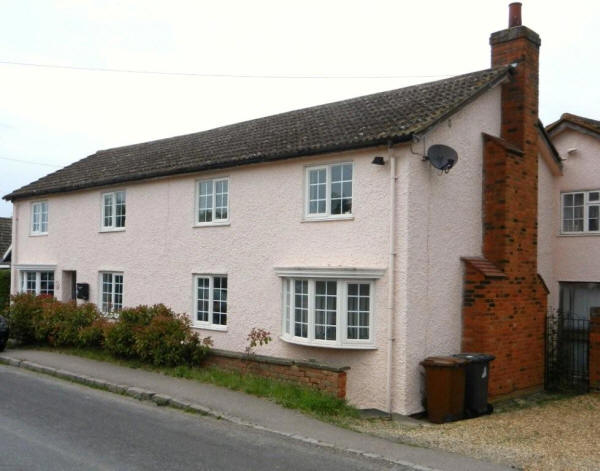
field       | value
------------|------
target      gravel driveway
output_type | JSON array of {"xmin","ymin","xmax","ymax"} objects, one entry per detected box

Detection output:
[{"xmin": 345, "ymin": 393, "xmax": 600, "ymax": 471}]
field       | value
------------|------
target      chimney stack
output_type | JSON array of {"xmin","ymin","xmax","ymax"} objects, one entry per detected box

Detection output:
[{"xmin": 508, "ymin": 2, "xmax": 522, "ymax": 27}]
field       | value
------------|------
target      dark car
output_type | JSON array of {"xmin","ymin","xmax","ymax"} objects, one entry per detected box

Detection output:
[{"xmin": 0, "ymin": 315, "xmax": 8, "ymax": 351}]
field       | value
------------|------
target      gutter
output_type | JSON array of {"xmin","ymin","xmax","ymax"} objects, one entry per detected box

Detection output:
[{"xmin": 385, "ymin": 142, "xmax": 397, "ymax": 415}]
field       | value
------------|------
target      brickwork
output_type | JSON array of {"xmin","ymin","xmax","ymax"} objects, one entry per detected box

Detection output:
[
  {"xmin": 203, "ymin": 350, "xmax": 348, "ymax": 399},
  {"xmin": 590, "ymin": 313, "xmax": 600, "ymax": 391},
  {"xmin": 461, "ymin": 23, "xmax": 547, "ymax": 397}
]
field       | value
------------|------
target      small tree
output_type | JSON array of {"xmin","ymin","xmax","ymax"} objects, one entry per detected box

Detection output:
[{"xmin": 245, "ymin": 327, "xmax": 272, "ymax": 355}]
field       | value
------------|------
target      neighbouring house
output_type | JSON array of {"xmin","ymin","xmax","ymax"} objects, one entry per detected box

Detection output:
[
  {"xmin": 0, "ymin": 216, "xmax": 12, "ymax": 308},
  {"xmin": 0, "ymin": 217, "xmax": 11, "ymax": 270},
  {"xmin": 4, "ymin": 4, "xmax": 583, "ymax": 414}
]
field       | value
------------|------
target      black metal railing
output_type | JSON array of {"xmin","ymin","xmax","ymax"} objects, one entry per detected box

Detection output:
[{"xmin": 545, "ymin": 310, "xmax": 589, "ymax": 392}]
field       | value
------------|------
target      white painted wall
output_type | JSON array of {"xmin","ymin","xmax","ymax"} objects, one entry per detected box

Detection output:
[
  {"xmin": 396, "ymin": 86, "xmax": 502, "ymax": 414},
  {"xmin": 551, "ymin": 129, "xmax": 600, "ymax": 306},
  {"xmin": 11, "ymin": 85, "xmax": 502, "ymax": 414}
]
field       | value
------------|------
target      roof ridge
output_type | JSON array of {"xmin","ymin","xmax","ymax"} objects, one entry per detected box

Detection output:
[
  {"xmin": 96, "ymin": 65, "xmax": 512, "ymax": 155},
  {"xmin": 4, "ymin": 65, "xmax": 512, "ymax": 201}
]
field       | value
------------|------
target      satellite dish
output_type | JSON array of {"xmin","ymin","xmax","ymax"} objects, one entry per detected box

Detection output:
[{"xmin": 426, "ymin": 144, "xmax": 458, "ymax": 173}]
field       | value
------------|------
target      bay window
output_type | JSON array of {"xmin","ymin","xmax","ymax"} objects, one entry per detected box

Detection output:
[{"xmin": 277, "ymin": 268, "xmax": 381, "ymax": 348}]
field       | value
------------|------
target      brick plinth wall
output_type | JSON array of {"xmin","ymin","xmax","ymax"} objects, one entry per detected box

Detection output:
[
  {"xmin": 203, "ymin": 349, "xmax": 348, "ymax": 398},
  {"xmin": 462, "ymin": 21, "xmax": 547, "ymax": 397},
  {"xmin": 590, "ymin": 313, "xmax": 600, "ymax": 391}
]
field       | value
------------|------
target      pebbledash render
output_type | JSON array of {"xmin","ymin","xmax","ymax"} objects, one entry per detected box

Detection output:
[{"xmin": 5, "ymin": 4, "xmax": 581, "ymax": 414}]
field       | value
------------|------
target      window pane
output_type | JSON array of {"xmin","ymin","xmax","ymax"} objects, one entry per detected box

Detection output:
[
  {"xmin": 590, "ymin": 205, "xmax": 599, "ymax": 231},
  {"xmin": 564, "ymin": 194, "xmax": 573, "ymax": 206},
  {"xmin": 40, "ymin": 203, "xmax": 48, "ymax": 232},
  {"xmin": 284, "ymin": 279, "xmax": 291, "ymax": 334},
  {"xmin": 574, "ymin": 193, "xmax": 584, "ymax": 205},
  {"xmin": 40, "ymin": 272, "xmax": 54, "ymax": 296},
  {"xmin": 294, "ymin": 280, "xmax": 308, "ymax": 338},
  {"xmin": 590, "ymin": 192, "xmax": 600, "ymax": 202},
  {"xmin": 308, "ymin": 169, "xmax": 326, "ymax": 215},
  {"xmin": 196, "ymin": 278, "xmax": 210, "ymax": 322},
  {"xmin": 115, "ymin": 191, "xmax": 126, "ymax": 228},
  {"xmin": 213, "ymin": 276, "xmax": 228, "ymax": 325},
  {"xmin": 113, "ymin": 275, "xmax": 123, "ymax": 311},
  {"xmin": 214, "ymin": 180, "xmax": 228, "ymax": 221},
  {"xmin": 347, "ymin": 283, "xmax": 370, "ymax": 341},
  {"xmin": 198, "ymin": 181, "xmax": 214, "ymax": 222},
  {"xmin": 32, "ymin": 203, "xmax": 40, "ymax": 232},
  {"xmin": 314, "ymin": 281, "xmax": 336, "ymax": 340},
  {"xmin": 104, "ymin": 194, "xmax": 113, "ymax": 227}
]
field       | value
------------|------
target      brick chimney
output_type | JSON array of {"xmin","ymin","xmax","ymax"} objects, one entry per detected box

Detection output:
[
  {"xmin": 484, "ymin": 2, "xmax": 541, "ymax": 272},
  {"xmin": 462, "ymin": 3, "xmax": 547, "ymax": 398}
]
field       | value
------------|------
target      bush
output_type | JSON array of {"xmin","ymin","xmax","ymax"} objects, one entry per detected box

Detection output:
[
  {"xmin": 6, "ymin": 296, "xmax": 212, "ymax": 367},
  {"xmin": 5, "ymin": 293, "xmax": 46, "ymax": 344},
  {"xmin": 134, "ymin": 313, "xmax": 205, "ymax": 366},
  {"xmin": 104, "ymin": 304, "xmax": 166, "ymax": 358},
  {"xmin": 77, "ymin": 318, "xmax": 111, "ymax": 348},
  {"xmin": 34, "ymin": 299, "xmax": 100, "ymax": 347}
]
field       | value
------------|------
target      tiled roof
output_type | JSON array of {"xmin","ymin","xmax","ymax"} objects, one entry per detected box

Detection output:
[
  {"xmin": 546, "ymin": 113, "xmax": 600, "ymax": 136},
  {"xmin": 0, "ymin": 217, "xmax": 11, "ymax": 262},
  {"xmin": 461, "ymin": 257, "xmax": 507, "ymax": 279},
  {"xmin": 4, "ymin": 66, "xmax": 511, "ymax": 201}
]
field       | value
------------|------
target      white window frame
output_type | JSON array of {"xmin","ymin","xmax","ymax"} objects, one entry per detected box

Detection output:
[
  {"xmin": 304, "ymin": 162, "xmax": 353, "ymax": 220},
  {"xmin": 276, "ymin": 268, "xmax": 381, "ymax": 349},
  {"xmin": 19, "ymin": 270, "xmax": 55, "ymax": 296},
  {"xmin": 192, "ymin": 274, "xmax": 228, "ymax": 331},
  {"xmin": 561, "ymin": 190, "xmax": 600, "ymax": 235},
  {"xmin": 99, "ymin": 272, "xmax": 124, "ymax": 315},
  {"xmin": 30, "ymin": 201, "xmax": 48, "ymax": 235},
  {"xmin": 101, "ymin": 190, "xmax": 126, "ymax": 231},
  {"xmin": 195, "ymin": 177, "xmax": 230, "ymax": 226}
]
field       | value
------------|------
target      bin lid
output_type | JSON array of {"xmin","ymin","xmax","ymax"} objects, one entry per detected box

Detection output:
[
  {"xmin": 452, "ymin": 353, "xmax": 495, "ymax": 362},
  {"xmin": 421, "ymin": 356, "xmax": 468, "ymax": 368}
]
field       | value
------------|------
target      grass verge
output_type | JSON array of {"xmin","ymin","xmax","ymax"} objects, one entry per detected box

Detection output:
[{"xmin": 30, "ymin": 346, "xmax": 358, "ymax": 420}]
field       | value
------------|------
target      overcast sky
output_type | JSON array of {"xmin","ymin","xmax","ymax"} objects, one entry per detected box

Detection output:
[{"xmin": 1, "ymin": 0, "xmax": 599, "ymax": 217}]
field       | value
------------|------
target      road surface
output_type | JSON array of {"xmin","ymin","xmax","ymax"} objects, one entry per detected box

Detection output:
[{"xmin": 0, "ymin": 365, "xmax": 409, "ymax": 470}]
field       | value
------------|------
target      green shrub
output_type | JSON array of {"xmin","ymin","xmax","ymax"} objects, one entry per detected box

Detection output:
[
  {"xmin": 134, "ymin": 313, "xmax": 189, "ymax": 366},
  {"xmin": 76, "ymin": 317, "xmax": 111, "ymax": 348},
  {"xmin": 34, "ymin": 299, "xmax": 100, "ymax": 347},
  {"xmin": 0, "ymin": 270, "xmax": 10, "ymax": 311},
  {"xmin": 104, "ymin": 304, "xmax": 174, "ymax": 359},
  {"xmin": 5, "ymin": 293, "xmax": 46, "ymax": 344}
]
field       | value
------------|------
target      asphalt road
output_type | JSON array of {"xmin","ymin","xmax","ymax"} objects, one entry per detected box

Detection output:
[{"xmin": 0, "ymin": 366, "xmax": 410, "ymax": 470}]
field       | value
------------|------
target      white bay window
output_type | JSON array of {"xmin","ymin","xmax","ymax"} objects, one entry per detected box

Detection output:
[
  {"xmin": 20, "ymin": 270, "xmax": 54, "ymax": 296},
  {"xmin": 277, "ymin": 268, "xmax": 382, "ymax": 349}
]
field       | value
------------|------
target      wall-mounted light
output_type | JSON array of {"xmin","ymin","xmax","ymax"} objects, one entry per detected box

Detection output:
[{"xmin": 371, "ymin": 156, "xmax": 385, "ymax": 165}]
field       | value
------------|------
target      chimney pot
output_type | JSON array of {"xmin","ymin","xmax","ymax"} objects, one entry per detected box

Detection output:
[{"xmin": 509, "ymin": 2, "xmax": 522, "ymax": 27}]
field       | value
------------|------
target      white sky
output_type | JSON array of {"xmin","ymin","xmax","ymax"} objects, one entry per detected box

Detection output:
[{"xmin": 1, "ymin": 0, "xmax": 599, "ymax": 217}]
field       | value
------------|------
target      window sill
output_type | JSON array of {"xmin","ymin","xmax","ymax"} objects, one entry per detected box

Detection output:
[
  {"xmin": 280, "ymin": 335, "xmax": 376, "ymax": 350},
  {"xmin": 29, "ymin": 232, "xmax": 48, "ymax": 237},
  {"xmin": 100, "ymin": 228, "xmax": 126, "ymax": 233},
  {"xmin": 559, "ymin": 232, "xmax": 600, "ymax": 237},
  {"xmin": 193, "ymin": 221, "xmax": 230, "ymax": 228},
  {"xmin": 193, "ymin": 323, "xmax": 228, "ymax": 332},
  {"xmin": 301, "ymin": 215, "xmax": 354, "ymax": 223}
]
